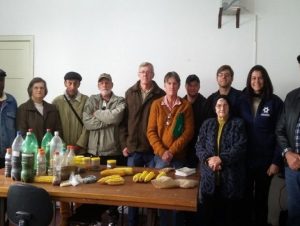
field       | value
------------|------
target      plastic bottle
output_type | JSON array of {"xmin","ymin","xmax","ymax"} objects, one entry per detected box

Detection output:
[
  {"xmin": 36, "ymin": 148, "xmax": 47, "ymax": 176},
  {"xmin": 4, "ymin": 148, "xmax": 12, "ymax": 177},
  {"xmin": 27, "ymin": 128, "xmax": 39, "ymax": 171},
  {"xmin": 21, "ymin": 131, "xmax": 35, "ymax": 182},
  {"xmin": 67, "ymin": 145, "xmax": 76, "ymax": 166},
  {"xmin": 49, "ymin": 131, "xmax": 63, "ymax": 175},
  {"xmin": 41, "ymin": 129, "xmax": 53, "ymax": 170},
  {"xmin": 52, "ymin": 151, "xmax": 61, "ymax": 186},
  {"xmin": 11, "ymin": 131, "xmax": 24, "ymax": 181}
]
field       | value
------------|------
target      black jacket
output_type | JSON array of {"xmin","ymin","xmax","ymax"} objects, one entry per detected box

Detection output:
[{"xmin": 277, "ymin": 87, "xmax": 300, "ymax": 152}]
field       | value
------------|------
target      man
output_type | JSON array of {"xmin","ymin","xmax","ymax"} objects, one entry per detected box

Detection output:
[
  {"xmin": 0, "ymin": 69, "xmax": 17, "ymax": 168},
  {"xmin": 183, "ymin": 74, "xmax": 207, "ymax": 168},
  {"xmin": 52, "ymin": 71, "xmax": 89, "ymax": 226},
  {"xmin": 276, "ymin": 55, "xmax": 300, "ymax": 226},
  {"xmin": 83, "ymin": 73, "xmax": 125, "ymax": 226},
  {"xmin": 206, "ymin": 65, "xmax": 241, "ymax": 118},
  {"xmin": 120, "ymin": 62, "xmax": 165, "ymax": 226},
  {"xmin": 52, "ymin": 71, "xmax": 88, "ymax": 154}
]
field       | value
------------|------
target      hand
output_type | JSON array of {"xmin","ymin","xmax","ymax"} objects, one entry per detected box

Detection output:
[
  {"xmin": 207, "ymin": 156, "xmax": 222, "ymax": 172},
  {"xmin": 162, "ymin": 150, "xmax": 173, "ymax": 163},
  {"xmin": 122, "ymin": 147, "xmax": 129, "ymax": 157},
  {"xmin": 285, "ymin": 151, "xmax": 300, "ymax": 171},
  {"xmin": 267, "ymin": 164, "xmax": 280, "ymax": 176}
]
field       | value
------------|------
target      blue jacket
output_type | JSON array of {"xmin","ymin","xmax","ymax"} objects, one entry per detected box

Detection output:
[
  {"xmin": 238, "ymin": 92, "xmax": 283, "ymax": 168},
  {"xmin": 196, "ymin": 117, "xmax": 247, "ymax": 199},
  {"xmin": 0, "ymin": 93, "xmax": 17, "ymax": 158}
]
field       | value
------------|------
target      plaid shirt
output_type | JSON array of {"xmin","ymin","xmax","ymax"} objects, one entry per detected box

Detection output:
[{"xmin": 295, "ymin": 117, "xmax": 300, "ymax": 153}]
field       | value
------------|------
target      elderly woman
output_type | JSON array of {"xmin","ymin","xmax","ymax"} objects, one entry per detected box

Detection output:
[
  {"xmin": 17, "ymin": 77, "xmax": 62, "ymax": 145},
  {"xmin": 196, "ymin": 95, "xmax": 247, "ymax": 226},
  {"xmin": 239, "ymin": 65, "xmax": 283, "ymax": 226},
  {"xmin": 147, "ymin": 71, "xmax": 194, "ymax": 226}
]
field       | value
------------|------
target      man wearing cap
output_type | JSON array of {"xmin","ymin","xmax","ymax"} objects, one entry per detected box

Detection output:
[
  {"xmin": 53, "ymin": 72, "xmax": 89, "ymax": 154},
  {"xmin": 0, "ymin": 69, "xmax": 17, "ymax": 168},
  {"xmin": 183, "ymin": 74, "xmax": 207, "ymax": 168},
  {"xmin": 205, "ymin": 65, "xmax": 241, "ymax": 118},
  {"xmin": 277, "ymin": 55, "xmax": 300, "ymax": 226},
  {"xmin": 119, "ymin": 62, "xmax": 165, "ymax": 226},
  {"xmin": 52, "ymin": 71, "xmax": 89, "ymax": 226},
  {"xmin": 83, "ymin": 73, "xmax": 125, "ymax": 225}
]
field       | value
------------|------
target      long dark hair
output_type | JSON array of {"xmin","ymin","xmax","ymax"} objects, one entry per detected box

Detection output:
[{"xmin": 246, "ymin": 65, "xmax": 273, "ymax": 100}]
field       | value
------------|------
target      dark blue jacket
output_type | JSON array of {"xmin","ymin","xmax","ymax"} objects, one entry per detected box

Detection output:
[
  {"xmin": 196, "ymin": 117, "xmax": 247, "ymax": 199},
  {"xmin": 238, "ymin": 92, "xmax": 283, "ymax": 168},
  {"xmin": 0, "ymin": 93, "xmax": 17, "ymax": 158}
]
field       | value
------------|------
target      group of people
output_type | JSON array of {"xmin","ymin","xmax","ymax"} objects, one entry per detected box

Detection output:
[{"xmin": 0, "ymin": 56, "xmax": 300, "ymax": 226}]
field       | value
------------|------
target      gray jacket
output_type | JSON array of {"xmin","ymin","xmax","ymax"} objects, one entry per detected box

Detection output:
[{"xmin": 83, "ymin": 93, "xmax": 125, "ymax": 156}]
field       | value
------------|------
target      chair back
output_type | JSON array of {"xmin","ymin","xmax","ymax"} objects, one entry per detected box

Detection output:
[{"xmin": 7, "ymin": 183, "xmax": 53, "ymax": 226}]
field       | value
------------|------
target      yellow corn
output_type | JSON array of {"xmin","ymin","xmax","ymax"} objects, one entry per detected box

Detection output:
[
  {"xmin": 139, "ymin": 170, "xmax": 149, "ymax": 182},
  {"xmin": 98, "ymin": 175, "xmax": 123, "ymax": 184},
  {"xmin": 33, "ymin": 176, "xmax": 53, "ymax": 183},
  {"xmin": 132, "ymin": 173, "xmax": 142, "ymax": 183},
  {"xmin": 144, "ymin": 171, "xmax": 156, "ymax": 182},
  {"xmin": 100, "ymin": 167, "xmax": 133, "ymax": 176},
  {"xmin": 105, "ymin": 177, "xmax": 125, "ymax": 185},
  {"xmin": 156, "ymin": 171, "xmax": 167, "ymax": 179}
]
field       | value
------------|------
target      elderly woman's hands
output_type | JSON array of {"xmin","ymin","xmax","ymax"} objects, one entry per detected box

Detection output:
[{"xmin": 207, "ymin": 156, "xmax": 222, "ymax": 171}]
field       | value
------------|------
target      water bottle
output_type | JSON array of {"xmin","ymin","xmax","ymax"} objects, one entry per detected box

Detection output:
[
  {"xmin": 52, "ymin": 151, "xmax": 61, "ymax": 186},
  {"xmin": 11, "ymin": 131, "xmax": 24, "ymax": 181},
  {"xmin": 4, "ymin": 148, "xmax": 12, "ymax": 177},
  {"xmin": 49, "ymin": 131, "xmax": 63, "ymax": 176},
  {"xmin": 27, "ymin": 128, "xmax": 39, "ymax": 171},
  {"xmin": 21, "ymin": 131, "xmax": 35, "ymax": 182},
  {"xmin": 41, "ymin": 129, "xmax": 53, "ymax": 170},
  {"xmin": 67, "ymin": 145, "xmax": 76, "ymax": 166},
  {"xmin": 36, "ymin": 148, "xmax": 47, "ymax": 176}
]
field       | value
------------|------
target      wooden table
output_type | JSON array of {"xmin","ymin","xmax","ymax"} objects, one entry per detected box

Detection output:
[{"xmin": 0, "ymin": 168, "xmax": 199, "ymax": 226}]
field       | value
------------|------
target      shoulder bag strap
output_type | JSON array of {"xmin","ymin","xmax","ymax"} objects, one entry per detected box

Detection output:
[{"xmin": 63, "ymin": 95, "xmax": 83, "ymax": 126}]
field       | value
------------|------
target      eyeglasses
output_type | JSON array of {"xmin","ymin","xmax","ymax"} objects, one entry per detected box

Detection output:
[{"xmin": 165, "ymin": 113, "xmax": 172, "ymax": 126}]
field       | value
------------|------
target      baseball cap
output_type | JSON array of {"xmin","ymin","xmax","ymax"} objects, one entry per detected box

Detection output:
[{"xmin": 98, "ymin": 73, "xmax": 112, "ymax": 82}]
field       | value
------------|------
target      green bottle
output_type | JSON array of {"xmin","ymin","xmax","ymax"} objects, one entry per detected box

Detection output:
[
  {"xmin": 41, "ymin": 129, "xmax": 53, "ymax": 170},
  {"xmin": 21, "ymin": 131, "xmax": 35, "ymax": 182}
]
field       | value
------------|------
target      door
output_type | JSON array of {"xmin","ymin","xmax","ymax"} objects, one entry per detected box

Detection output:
[{"xmin": 0, "ymin": 36, "xmax": 34, "ymax": 105}]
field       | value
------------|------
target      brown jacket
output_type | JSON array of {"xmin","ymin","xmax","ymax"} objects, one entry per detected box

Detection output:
[
  {"xmin": 147, "ymin": 97, "xmax": 194, "ymax": 160},
  {"xmin": 17, "ymin": 99, "xmax": 63, "ymax": 145},
  {"xmin": 119, "ymin": 81, "xmax": 165, "ymax": 153}
]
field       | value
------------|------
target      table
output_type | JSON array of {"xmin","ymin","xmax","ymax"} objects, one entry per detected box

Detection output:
[{"xmin": 0, "ymin": 168, "xmax": 199, "ymax": 226}]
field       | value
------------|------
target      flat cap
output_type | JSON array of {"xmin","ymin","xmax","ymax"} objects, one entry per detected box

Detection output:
[
  {"xmin": 98, "ymin": 73, "xmax": 112, "ymax": 82},
  {"xmin": 297, "ymin": 55, "xmax": 300, "ymax": 64},
  {"xmin": 64, "ymin": 71, "xmax": 82, "ymax": 81},
  {"xmin": 0, "ymin": 69, "xmax": 7, "ymax": 77}
]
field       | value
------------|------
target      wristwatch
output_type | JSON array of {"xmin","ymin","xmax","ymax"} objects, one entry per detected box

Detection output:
[{"xmin": 282, "ymin": 148, "xmax": 291, "ymax": 157}]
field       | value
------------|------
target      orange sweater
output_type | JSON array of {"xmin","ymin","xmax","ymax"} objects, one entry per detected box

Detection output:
[{"xmin": 147, "ymin": 97, "xmax": 194, "ymax": 160}]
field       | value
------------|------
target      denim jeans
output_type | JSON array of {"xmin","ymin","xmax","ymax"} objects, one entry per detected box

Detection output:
[
  {"xmin": 285, "ymin": 167, "xmax": 300, "ymax": 226},
  {"xmin": 127, "ymin": 152, "xmax": 154, "ymax": 226},
  {"xmin": 154, "ymin": 155, "xmax": 185, "ymax": 226}
]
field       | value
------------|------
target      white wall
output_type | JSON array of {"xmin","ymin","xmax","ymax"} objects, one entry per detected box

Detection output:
[{"xmin": 0, "ymin": 0, "xmax": 299, "ymax": 102}]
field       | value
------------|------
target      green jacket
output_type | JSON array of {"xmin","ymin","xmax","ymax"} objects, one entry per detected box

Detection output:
[
  {"xmin": 83, "ymin": 93, "xmax": 125, "ymax": 156},
  {"xmin": 52, "ymin": 93, "xmax": 89, "ymax": 154}
]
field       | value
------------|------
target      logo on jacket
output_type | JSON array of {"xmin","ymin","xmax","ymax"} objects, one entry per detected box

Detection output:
[{"xmin": 261, "ymin": 107, "xmax": 270, "ymax": 117}]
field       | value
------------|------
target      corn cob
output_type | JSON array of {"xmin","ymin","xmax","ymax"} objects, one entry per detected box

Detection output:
[
  {"xmin": 105, "ymin": 176, "xmax": 125, "ymax": 185},
  {"xmin": 33, "ymin": 176, "xmax": 53, "ymax": 183},
  {"xmin": 98, "ymin": 175, "xmax": 123, "ymax": 184},
  {"xmin": 138, "ymin": 170, "xmax": 149, "ymax": 182},
  {"xmin": 132, "ymin": 173, "xmax": 142, "ymax": 182},
  {"xmin": 100, "ymin": 167, "xmax": 133, "ymax": 176},
  {"xmin": 156, "ymin": 171, "xmax": 167, "ymax": 179},
  {"xmin": 144, "ymin": 171, "xmax": 156, "ymax": 182}
]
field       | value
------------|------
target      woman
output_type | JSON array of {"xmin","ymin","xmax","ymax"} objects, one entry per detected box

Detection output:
[
  {"xmin": 239, "ymin": 65, "xmax": 283, "ymax": 226},
  {"xmin": 147, "ymin": 71, "xmax": 194, "ymax": 169},
  {"xmin": 196, "ymin": 95, "xmax": 247, "ymax": 226},
  {"xmin": 147, "ymin": 71, "xmax": 194, "ymax": 226},
  {"xmin": 17, "ymin": 77, "xmax": 62, "ymax": 145}
]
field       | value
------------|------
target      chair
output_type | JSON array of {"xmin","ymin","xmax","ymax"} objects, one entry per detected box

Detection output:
[{"xmin": 7, "ymin": 183, "xmax": 54, "ymax": 226}]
